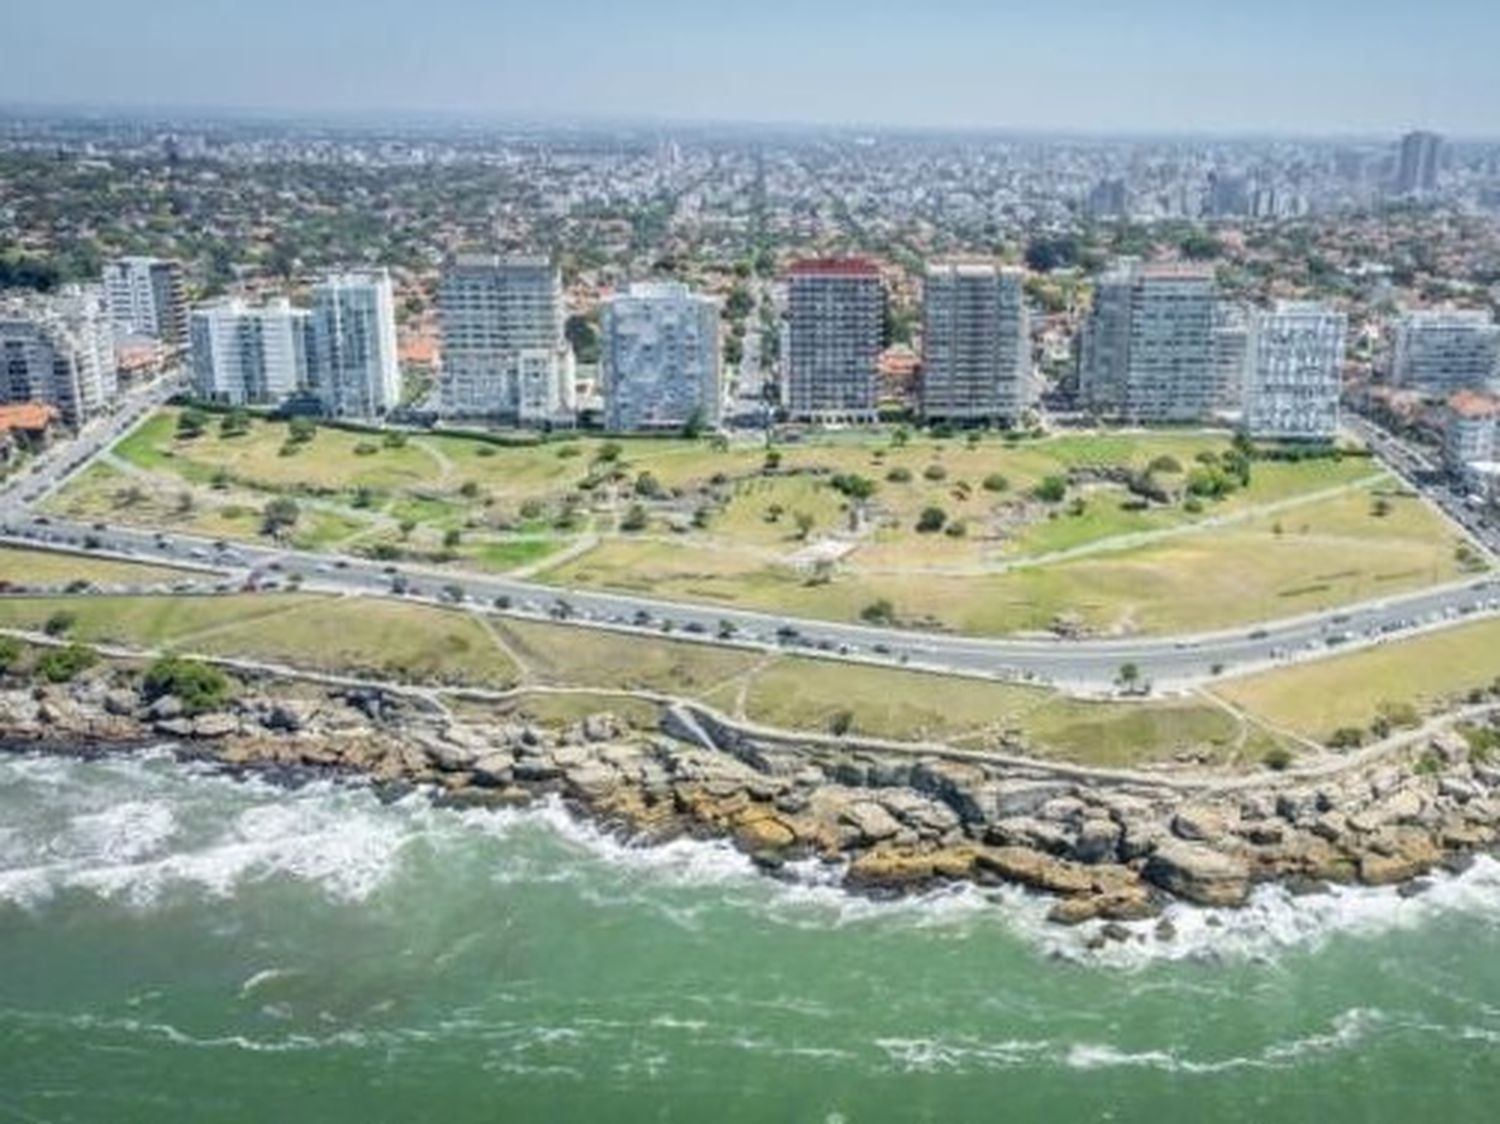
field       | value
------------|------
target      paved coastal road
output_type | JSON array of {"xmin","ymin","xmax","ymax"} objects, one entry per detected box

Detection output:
[
  {"xmin": 6, "ymin": 515, "xmax": 1498, "ymax": 695},
  {"xmin": 4, "ymin": 396, "xmax": 1499, "ymax": 695}
]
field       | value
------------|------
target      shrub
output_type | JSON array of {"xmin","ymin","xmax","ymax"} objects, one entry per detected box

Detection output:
[
  {"xmin": 1148, "ymin": 454, "xmax": 1182, "ymax": 474},
  {"xmin": 923, "ymin": 463, "xmax": 948, "ymax": 482},
  {"xmin": 1327, "ymin": 727, "xmax": 1365, "ymax": 750},
  {"xmin": 1032, "ymin": 475, "xmax": 1068, "ymax": 503},
  {"xmin": 829, "ymin": 473, "xmax": 877, "ymax": 501},
  {"xmin": 353, "ymin": 441, "xmax": 379, "ymax": 457},
  {"xmin": 829, "ymin": 709, "xmax": 854, "ymax": 736},
  {"xmin": 982, "ymin": 473, "xmax": 1009, "ymax": 493},
  {"xmin": 944, "ymin": 520, "xmax": 968, "ymax": 537},
  {"xmin": 556, "ymin": 444, "xmax": 581, "ymax": 459},
  {"xmin": 443, "ymin": 528, "xmax": 462, "ymax": 549},
  {"xmin": 1184, "ymin": 496, "xmax": 1204, "ymax": 514},
  {"xmin": 635, "ymin": 471, "xmax": 664, "ymax": 498},
  {"xmin": 916, "ymin": 506, "xmax": 947, "ymax": 533},
  {"xmin": 0, "ymin": 635, "xmax": 22, "ymax": 671},
  {"xmin": 1262, "ymin": 745, "xmax": 1294, "ymax": 771},
  {"xmin": 885, "ymin": 467, "xmax": 913, "ymax": 483},
  {"xmin": 382, "ymin": 430, "xmax": 408, "ymax": 449},
  {"xmin": 620, "ymin": 504, "xmax": 649, "ymax": 532},
  {"xmin": 176, "ymin": 408, "xmax": 208, "ymax": 439},
  {"xmin": 35, "ymin": 643, "xmax": 97, "ymax": 683},
  {"xmin": 860, "ymin": 599, "xmax": 896, "ymax": 625},
  {"xmin": 518, "ymin": 499, "xmax": 545, "ymax": 521},
  {"xmin": 142, "ymin": 655, "xmax": 232, "ymax": 716},
  {"xmin": 261, "ymin": 497, "xmax": 300, "ymax": 535},
  {"xmin": 43, "ymin": 610, "xmax": 76, "ymax": 636},
  {"xmin": 287, "ymin": 416, "xmax": 317, "ymax": 444}
]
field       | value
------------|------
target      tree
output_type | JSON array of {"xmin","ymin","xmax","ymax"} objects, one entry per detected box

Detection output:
[
  {"xmin": 794, "ymin": 511, "xmax": 815, "ymax": 540},
  {"xmin": 287, "ymin": 416, "xmax": 317, "ymax": 444},
  {"xmin": 262, "ymin": 497, "xmax": 301, "ymax": 535},
  {"xmin": 620, "ymin": 504, "xmax": 649, "ymax": 532},
  {"xmin": 634, "ymin": 471, "xmax": 664, "ymax": 499},
  {"xmin": 860, "ymin": 598, "xmax": 896, "ymax": 625},
  {"xmin": 443, "ymin": 528, "xmax": 462, "ymax": 549},
  {"xmin": 829, "ymin": 473, "xmax": 877, "ymax": 501},
  {"xmin": 923, "ymin": 463, "xmax": 948, "ymax": 482},
  {"xmin": 142, "ymin": 655, "xmax": 232, "ymax": 716},
  {"xmin": 681, "ymin": 406, "xmax": 707, "ymax": 440},
  {"xmin": 176, "ymin": 408, "xmax": 208, "ymax": 439},
  {"xmin": 219, "ymin": 408, "xmax": 252, "ymax": 438},
  {"xmin": 916, "ymin": 506, "xmax": 947, "ymax": 533},
  {"xmin": 1118, "ymin": 662, "xmax": 1141, "ymax": 689},
  {"xmin": 1032, "ymin": 475, "xmax": 1068, "ymax": 503},
  {"xmin": 596, "ymin": 441, "xmax": 623, "ymax": 464},
  {"xmin": 0, "ymin": 635, "xmax": 22, "ymax": 671}
]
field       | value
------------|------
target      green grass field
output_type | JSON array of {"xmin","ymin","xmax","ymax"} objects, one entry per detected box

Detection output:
[
  {"xmin": 1212, "ymin": 616, "xmax": 1500, "ymax": 741},
  {"xmin": 47, "ymin": 407, "xmax": 1482, "ymax": 638},
  {"xmin": 0, "ymin": 545, "xmax": 193, "ymax": 588}
]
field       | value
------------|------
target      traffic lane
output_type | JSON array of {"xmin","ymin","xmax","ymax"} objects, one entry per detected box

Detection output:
[{"xmin": 8, "ymin": 519, "xmax": 1499, "ymax": 692}]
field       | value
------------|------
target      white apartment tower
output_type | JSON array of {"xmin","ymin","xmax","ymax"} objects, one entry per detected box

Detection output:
[
  {"xmin": 920, "ymin": 262, "xmax": 1032, "ymax": 425},
  {"xmin": 0, "ymin": 285, "xmax": 116, "ymax": 426},
  {"xmin": 103, "ymin": 256, "xmax": 188, "ymax": 347},
  {"xmin": 783, "ymin": 258, "xmax": 883, "ymax": 423},
  {"xmin": 308, "ymin": 270, "xmax": 401, "ymax": 420},
  {"xmin": 600, "ymin": 282, "xmax": 721, "ymax": 431},
  {"xmin": 438, "ymin": 255, "xmax": 575, "ymax": 425},
  {"xmin": 189, "ymin": 298, "xmax": 309, "ymax": 406},
  {"xmin": 1391, "ymin": 308, "xmax": 1499, "ymax": 395},
  {"xmin": 1241, "ymin": 301, "xmax": 1346, "ymax": 441},
  {"xmin": 1079, "ymin": 260, "xmax": 1218, "ymax": 423}
]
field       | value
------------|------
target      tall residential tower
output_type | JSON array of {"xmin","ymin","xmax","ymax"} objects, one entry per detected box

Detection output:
[
  {"xmin": 308, "ymin": 270, "xmax": 401, "ymax": 420},
  {"xmin": 1079, "ymin": 260, "xmax": 1217, "ymax": 423},
  {"xmin": 783, "ymin": 258, "xmax": 883, "ymax": 423},
  {"xmin": 438, "ymin": 255, "xmax": 575, "ymax": 425},
  {"xmin": 103, "ymin": 256, "xmax": 188, "ymax": 347},
  {"xmin": 189, "ymin": 298, "xmax": 309, "ymax": 407},
  {"xmin": 920, "ymin": 262, "xmax": 1032, "ymax": 424},
  {"xmin": 600, "ymin": 282, "xmax": 721, "ymax": 432},
  {"xmin": 1241, "ymin": 301, "xmax": 1346, "ymax": 441}
]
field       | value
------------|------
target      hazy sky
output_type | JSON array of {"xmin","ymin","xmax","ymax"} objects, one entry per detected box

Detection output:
[{"xmin": 5, "ymin": 0, "xmax": 1497, "ymax": 136}]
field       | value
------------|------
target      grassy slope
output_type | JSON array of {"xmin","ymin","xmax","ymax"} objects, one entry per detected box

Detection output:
[
  {"xmin": 1212, "ymin": 616, "xmax": 1500, "ymax": 740},
  {"xmin": 0, "ymin": 545, "xmax": 193, "ymax": 587}
]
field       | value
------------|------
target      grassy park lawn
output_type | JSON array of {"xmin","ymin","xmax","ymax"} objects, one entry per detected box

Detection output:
[
  {"xmin": 1212, "ymin": 616, "xmax": 1500, "ymax": 742},
  {"xmin": 0, "ymin": 591, "xmax": 518, "ymax": 688},
  {"xmin": 58, "ymin": 407, "xmax": 1481, "ymax": 636},
  {"xmin": 547, "ymin": 482, "xmax": 1469, "ymax": 637},
  {"xmin": 0, "ymin": 545, "xmax": 193, "ymax": 588}
]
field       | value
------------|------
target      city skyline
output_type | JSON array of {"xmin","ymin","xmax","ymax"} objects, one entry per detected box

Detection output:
[{"xmin": 4, "ymin": 0, "xmax": 1499, "ymax": 138}]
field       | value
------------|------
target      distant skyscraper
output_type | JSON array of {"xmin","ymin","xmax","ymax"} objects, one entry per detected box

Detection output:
[
  {"xmin": 1394, "ymin": 131, "xmax": 1443, "ymax": 195},
  {"xmin": 1086, "ymin": 178, "xmax": 1128, "ymax": 219},
  {"xmin": 308, "ymin": 270, "xmax": 401, "ymax": 420},
  {"xmin": 438, "ymin": 254, "xmax": 575, "ymax": 425},
  {"xmin": 0, "ymin": 286, "xmax": 115, "ymax": 427},
  {"xmin": 920, "ymin": 262, "xmax": 1032, "ymax": 424},
  {"xmin": 783, "ymin": 258, "xmax": 883, "ymax": 423},
  {"xmin": 1078, "ymin": 260, "xmax": 1217, "ymax": 423},
  {"xmin": 189, "ymin": 298, "xmax": 309, "ymax": 406},
  {"xmin": 1241, "ymin": 301, "xmax": 1346, "ymax": 441},
  {"xmin": 1391, "ymin": 308, "xmax": 1500, "ymax": 395},
  {"xmin": 103, "ymin": 256, "xmax": 188, "ymax": 347},
  {"xmin": 600, "ymin": 282, "xmax": 721, "ymax": 432},
  {"xmin": 1205, "ymin": 172, "xmax": 1251, "ymax": 218}
]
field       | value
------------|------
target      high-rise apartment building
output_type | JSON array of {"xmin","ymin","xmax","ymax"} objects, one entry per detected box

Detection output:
[
  {"xmin": 438, "ymin": 254, "xmax": 575, "ymax": 425},
  {"xmin": 0, "ymin": 286, "xmax": 116, "ymax": 427},
  {"xmin": 1391, "ymin": 308, "xmax": 1500, "ymax": 395},
  {"xmin": 1394, "ymin": 131, "xmax": 1443, "ymax": 195},
  {"xmin": 189, "ymin": 298, "xmax": 309, "ymax": 406},
  {"xmin": 783, "ymin": 258, "xmax": 883, "ymax": 423},
  {"xmin": 1211, "ymin": 302, "xmax": 1251, "ymax": 411},
  {"xmin": 1443, "ymin": 391, "xmax": 1500, "ymax": 478},
  {"xmin": 1241, "ymin": 301, "xmax": 1346, "ymax": 441},
  {"xmin": 920, "ymin": 262, "xmax": 1032, "ymax": 424},
  {"xmin": 1079, "ymin": 260, "xmax": 1217, "ymax": 423},
  {"xmin": 103, "ymin": 256, "xmax": 188, "ymax": 347},
  {"xmin": 600, "ymin": 281, "xmax": 721, "ymax": 432},
  {"xmin": 308, "ymin": 270, "xmax": 401, "ymax": 420}
]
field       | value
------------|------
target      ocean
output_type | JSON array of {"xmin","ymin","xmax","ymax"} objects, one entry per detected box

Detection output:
[{"xmin": 2, "ymin": 747, "xmax": 1499, "ymax": 1123}]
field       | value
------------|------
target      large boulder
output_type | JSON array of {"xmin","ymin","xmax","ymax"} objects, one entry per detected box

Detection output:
[
  {"xmin": 1143, "ymin": 841, "xmax": 1250, "ymax": 906},
  {"xmin": 840, "ymin": 801, "xmax": 903, "ymax": 844},
  {"xmin": 976, "ymin": 846, "xmax": 1094, "ymax": 896},
  {"xmin": 191, "ymin": 713, "xmax": 239, "ymax": 738},
  {"xmin": 1171, "ymin": 804, "xmax": 1232, "ymax": 843}
]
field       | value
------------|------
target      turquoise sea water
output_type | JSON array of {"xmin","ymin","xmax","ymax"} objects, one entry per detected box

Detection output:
[{"xmin": 2, "ymin": 748, "xmax": 1499, "ymax": 1123}]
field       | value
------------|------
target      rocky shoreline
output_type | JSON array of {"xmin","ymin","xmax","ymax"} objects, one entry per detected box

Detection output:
[{"xmin": 5, "ymin": 660, "xmax": 1500, "ymax": 928}]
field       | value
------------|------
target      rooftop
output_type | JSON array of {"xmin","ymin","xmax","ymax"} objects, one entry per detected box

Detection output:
[
  {"xmin": 787, "ymin": 257, "xmax": 881, "ymax": 278},
  {"xmin": 1449, "ymin": 390, "xmax": 1500, "ymax": 419},
  {"xmin": 0, "ymin": 402, "xmax": 61, "ymax": 432}
]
